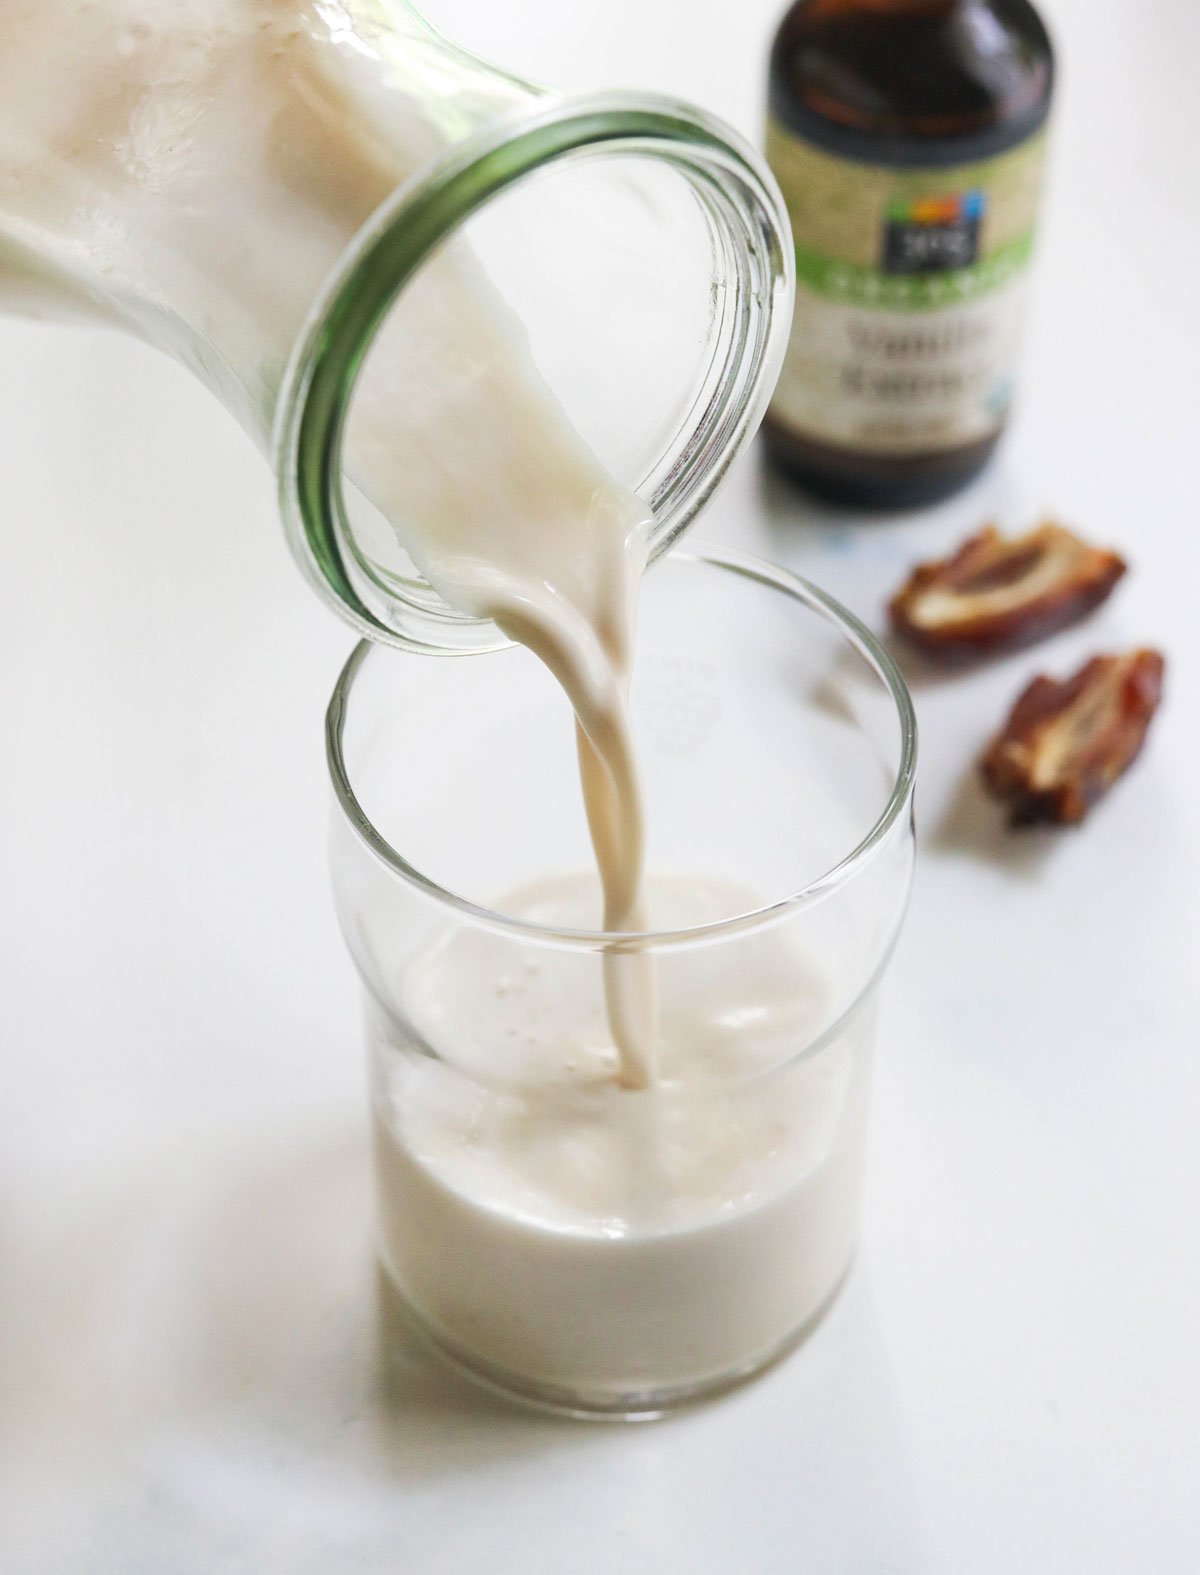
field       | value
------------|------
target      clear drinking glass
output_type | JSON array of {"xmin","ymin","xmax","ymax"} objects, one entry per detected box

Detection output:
[{"xmin": 327, "ymin": 551, "xmax": 917, "ymax": 1417}]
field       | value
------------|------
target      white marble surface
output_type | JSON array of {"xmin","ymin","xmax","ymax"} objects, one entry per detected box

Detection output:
[{"xmin": 2, "ymin": 1, "xmax": 1198, "ymax": 1571}]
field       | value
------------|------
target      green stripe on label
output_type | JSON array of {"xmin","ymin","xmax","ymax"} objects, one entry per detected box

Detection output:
[{"xmin": 794, "ymin": 233, "xmax": 1035, "ymax": 312}]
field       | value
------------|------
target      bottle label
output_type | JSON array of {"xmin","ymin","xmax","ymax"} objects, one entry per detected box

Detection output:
[{"xmin": 765, "ymin": 122, "xmax": 1047, "ymax": 456}]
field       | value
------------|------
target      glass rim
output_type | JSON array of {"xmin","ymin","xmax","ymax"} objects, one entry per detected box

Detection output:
[
  {"xmin": 325, "ymin": 547, "xmax": 919, "ymax": 951},
  {"xmin": 273, "ymin": 90, "xmax": 793, "ymax": 650}
]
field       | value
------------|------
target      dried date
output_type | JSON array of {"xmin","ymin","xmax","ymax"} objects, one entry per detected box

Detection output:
[
  {"xmin": 889, "ymin": 522, "xmax": 1127, "ymax": 661},
  {"xmin": 981, "ymin": 650, "xmax": 1166, "ymax": 825}
]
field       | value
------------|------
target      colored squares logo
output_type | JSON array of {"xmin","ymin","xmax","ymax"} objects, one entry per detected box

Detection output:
[{"xmin": 888, "ymin": 190, "xmax": 987, "ymax": 226}]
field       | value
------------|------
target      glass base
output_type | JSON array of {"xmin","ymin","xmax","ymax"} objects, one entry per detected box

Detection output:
[{"xmin": 377, "ymin": 1254, "xmax": 854, "ymax": 1422}]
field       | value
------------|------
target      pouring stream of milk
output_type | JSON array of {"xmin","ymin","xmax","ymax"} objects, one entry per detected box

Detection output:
[
  {"xmin": 0, "ymin": 0, "xmax": 659, "ymax": 1085},
  {"xmin": 419, "ymin": 482, "xmax": 659, "ymax": 1092},
  {"xmin": 334, "ymin": 209, "xmax": 665, "ymax": 1086},
  {"xmin": 350, "ymin": 298, "xmax": 660, "ymax": 1088}
]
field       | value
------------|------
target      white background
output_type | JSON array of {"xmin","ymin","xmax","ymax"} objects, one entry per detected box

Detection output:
[{"xmin": 2, "ymin": 1, "xmax": 1199, "ymax": 1571}]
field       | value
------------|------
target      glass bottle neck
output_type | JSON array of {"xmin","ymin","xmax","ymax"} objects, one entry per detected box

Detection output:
[{"xmin": 0, "ymin": 2, "xmax": 793, "ymax": 650}]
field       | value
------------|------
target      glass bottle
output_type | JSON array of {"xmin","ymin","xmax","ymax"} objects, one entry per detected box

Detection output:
[
  {"xmin": 763, "ymin": 0, "xmax": 1053, "ymax": 508},
  {"xmin": 0, "ymin": 1, "xmax": 793, "ymax": 649}
]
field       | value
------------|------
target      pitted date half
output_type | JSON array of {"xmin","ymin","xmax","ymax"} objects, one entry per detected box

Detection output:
[
  {"xmin": 889, "ymin": 522, "xmax": 1127, "ymax": 661},
  {"xmin": 981, "ymin": 650, "xmax": 1166, "ymax": 825}
]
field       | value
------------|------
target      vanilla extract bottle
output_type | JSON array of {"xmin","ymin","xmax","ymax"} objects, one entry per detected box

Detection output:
[{"xmin": 763, "ymin": 0, "xmax": 1054, "ymax": 507}]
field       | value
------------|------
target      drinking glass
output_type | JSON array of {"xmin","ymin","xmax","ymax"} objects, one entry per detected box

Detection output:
[{"xmin": 327, "ymin": 550, "xmax": 917, "ymax": 1417}]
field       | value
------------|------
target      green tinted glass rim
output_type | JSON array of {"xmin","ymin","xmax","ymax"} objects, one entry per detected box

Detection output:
[{"xmin": 274, "ymin": 92, "xmax": 791, "ymax": 646}]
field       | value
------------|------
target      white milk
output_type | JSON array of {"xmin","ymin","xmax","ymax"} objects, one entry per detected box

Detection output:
[
  {"xmin": 2, "ymin": 2, "xmax": 864, "ymax": 1394},
  {"xmin": 372, "ymin": 875, "xmax": 874, "ymax": 1400}
]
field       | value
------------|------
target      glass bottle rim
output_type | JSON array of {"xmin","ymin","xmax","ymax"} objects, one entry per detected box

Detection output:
[
  {"xmin": 274, "ymin": 91, "xmax": 794, "ymax": 651},
  {"xmin": 326, "ymin": 547, "xmax": 919, "ymax": 951}
]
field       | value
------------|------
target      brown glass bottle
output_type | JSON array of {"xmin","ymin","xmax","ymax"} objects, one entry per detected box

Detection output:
[{"xmin": 763, "ymin": 0, "xmax": 1054, "ymax": 508}]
